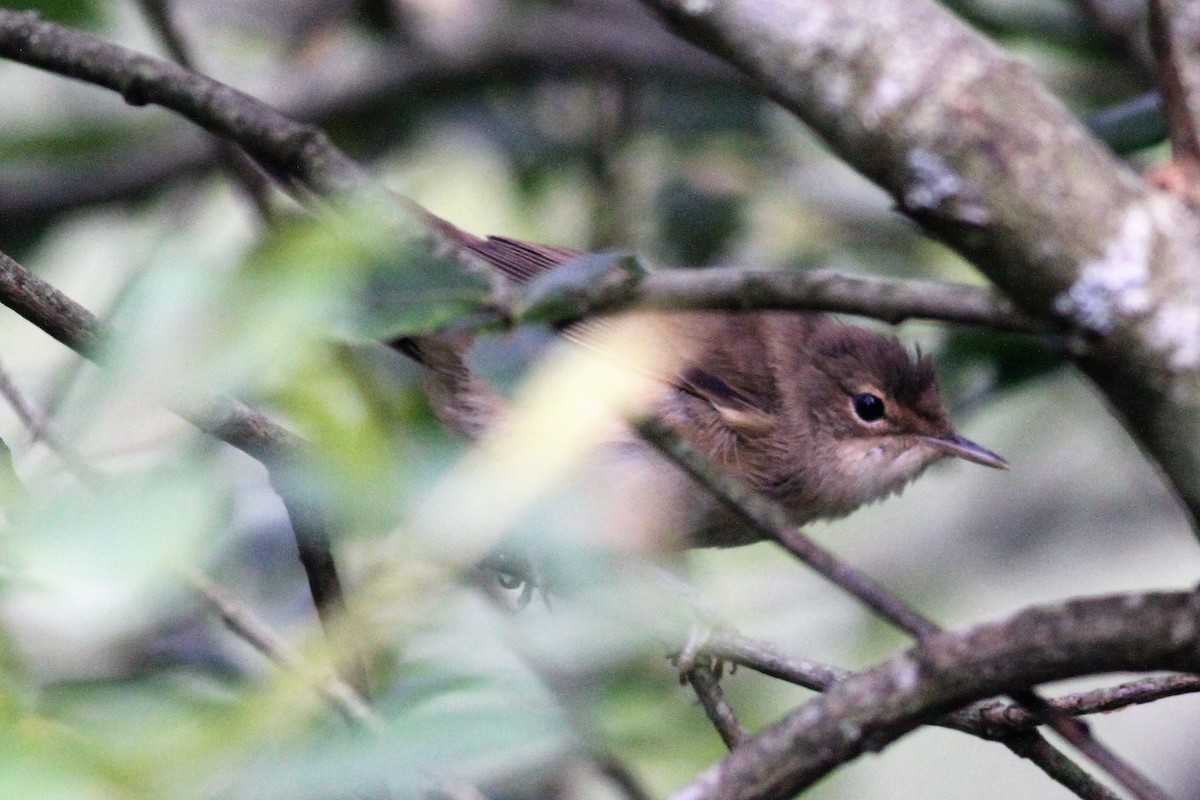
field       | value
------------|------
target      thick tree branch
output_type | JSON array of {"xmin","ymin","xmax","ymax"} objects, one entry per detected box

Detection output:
[
  {"xmin": 704, "ymin": 632, "xmax": 1125, "ymax": 800},
  {"xmin": 671, "ymin": 591, "xmax": 1200, "ymax": 800},
  {"xmin": 640, "ymin": 0, "xmax": 1200, "ymax": 536},
  {"xmin": 707, "ymin": 630, "xmax": 1200, "ymax": 734}
]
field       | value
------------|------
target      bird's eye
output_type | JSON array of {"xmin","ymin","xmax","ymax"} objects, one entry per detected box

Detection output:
[{"xmin": 852, "ymin": 392, "xmax": 885, "ymax": 422}]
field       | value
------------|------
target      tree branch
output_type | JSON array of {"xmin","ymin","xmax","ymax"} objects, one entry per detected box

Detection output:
[
  {"xmin": 514, "ymin": 263, "xmax": 1036, "ymax": 333},
  {"xmin": 635, "ymin": 415, "xmax": 1167, "ymax": 800},
  {"xmin": 134, "ymin": 0, "xmax": 277, "ymax": 216},
  {"xmin": 0, "ymin": 10, "xmax": 1042, "ymax": 341},
  {"xmin": 1148, "ymin": 0, "xmax": 1200, "ymax": 166},
  {"xmin": 705, "ymin": 632, "xmax": 1123, "ymax": 800},
  {"xmin": 189, "ymin": 571, "xmax": 385, "ymax": 734},
  {"xmin": 0, "ymin": 5, "xmax": 743, "ymax": 226},
  {"xmin": 671, "ymin": 591, "xmax": 1200, "ymax": 800},
  {"xmin": 640, "ymin": 0, "xmax": 1200, "ymax": 536},
  {"xmin": 707, "ymin": 629, "xmax": 1200, "ymax": 733},
  {"xmin": 0, "ymin": 9, "xmax": 369, "ymax": 197},
  {"xmin": 1146, "ymin": 0, "xmax": 1200, "ymax": 206},
  {"xmin": 687, "ymin": 663, "xmax": 748, "ymax": 749}
]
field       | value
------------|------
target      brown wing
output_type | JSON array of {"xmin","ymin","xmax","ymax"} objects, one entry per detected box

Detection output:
[
  {"xmin": 463, "ymin": 236, "xmax": 583, "ymax": 285},
  {"xmin": 470, "ymin": 235, "xmax": 778, "ymax": 433}
]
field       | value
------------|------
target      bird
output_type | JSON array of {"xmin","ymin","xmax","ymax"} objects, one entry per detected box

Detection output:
[{"xmin": 395, "ymin": 218, "xmax": 1008, "ymax": 550}]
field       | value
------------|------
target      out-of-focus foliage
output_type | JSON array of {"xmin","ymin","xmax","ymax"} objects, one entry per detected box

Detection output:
[
  {"xmin": 0, "ymin": 2, "xmax": 1196, "ymax": 800},
  {"xmin": 4, "ymin": 0, "xmax": 105, "ymax": 27}
]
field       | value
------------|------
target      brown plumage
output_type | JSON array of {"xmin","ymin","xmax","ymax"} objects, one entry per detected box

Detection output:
[{"xmin": 398, "ymin": 228, "xmax": 1007, "ymax": 549}]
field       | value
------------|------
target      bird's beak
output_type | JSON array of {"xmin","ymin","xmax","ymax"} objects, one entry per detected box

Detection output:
[{"xmin": 921, "ymin": 433, "xmax": 1009, "ymax": 470}]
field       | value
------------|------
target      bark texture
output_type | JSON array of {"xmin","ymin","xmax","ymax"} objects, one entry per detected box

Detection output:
[{"xmin": 642, "ymin": 0, "xmax": 1200, "ymax": 531}]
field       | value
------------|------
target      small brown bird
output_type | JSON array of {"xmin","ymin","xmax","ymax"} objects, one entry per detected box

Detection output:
[{"xmin": 398, "ymin": 219, "xmax": 1008, "ymax": 549}]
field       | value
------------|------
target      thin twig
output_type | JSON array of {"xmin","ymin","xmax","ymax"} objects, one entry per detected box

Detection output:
[
  {"xmin": 188, "ymin": 571, "xmax": 386, "ymax": 735},
  {"xmin": 1145, "ymin": 0, "xmax": 1200, "ymax": 209},
  {"xmin": 0, "ymin": 355, "xmax": 105, "ymax": 487},
  {"xmin": 0, "ymin": 434, "xmax": 29, "ymax": 522},
  {"xmin": 1148, "ymin": 0, "xmax": 1200, "ymax": 167},
  {"xmin": 687, "ymin": 663, "xmax": 748, "ymax": 749},
  {"xmin": 634, "ymin": 415, "xmax": 1170, "ymax": 800},
  {"xmin": 669, "ymin": 591, "xmax": 1200, "ymax": 800},
  {"xmin": 0, "ymin": 9, "xmax": 369, "ymax": 198},
  {"xmin": 634, "ymin": 416, "xmax": 936, "ymax": 636},
  {"xmin": 134, "ymin": 0, "xmax": 276, "ymax": 216},
  {"xmin": 979, "ymin": 673, "xmax": 1200, "ymax": 727},
  {"xmin": 594, "ymin": 755, "xmax": 655, "ymax": 800}
]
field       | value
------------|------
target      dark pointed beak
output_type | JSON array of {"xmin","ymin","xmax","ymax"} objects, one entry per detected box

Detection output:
[{"xmin": 921, "ymin": 433, "xmax": 1009, "ymax": 470}]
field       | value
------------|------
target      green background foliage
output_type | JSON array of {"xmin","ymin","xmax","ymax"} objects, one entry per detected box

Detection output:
[{"xmin": 0, "ymin": 2, "xmax": 1195, "ymax": 799}]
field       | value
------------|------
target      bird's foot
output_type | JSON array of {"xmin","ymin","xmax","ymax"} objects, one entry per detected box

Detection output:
[{"xmin": 671, "ymin": 618, "xmax": 738, "ymax": 685}]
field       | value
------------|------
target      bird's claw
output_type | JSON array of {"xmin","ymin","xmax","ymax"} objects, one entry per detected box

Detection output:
[{"xmin": 673, "ymin": 621, "xmax": 732, "ymax": 684}]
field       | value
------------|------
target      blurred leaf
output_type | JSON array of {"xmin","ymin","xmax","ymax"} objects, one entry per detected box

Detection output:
[
  {"xmin": 37, "ymin": 675, "xmax": 236, "ymax": 791},
  {"xmin": 939, "ymin": 330, "xmax": 1063, "ymax": 413},
  {"xmin": 279, "ymin": 206, "xmax": 497, "ymax": 342},
  {"xmin": 0, "ymin": 740, "xmax": 121, "ymax": 800},
  {"xmin": 4, "ymin": 0, "xmax": 105, "ymax": 27},
  {"xmin": 355, "ymin": 239, "xmax": 493, "ymax": 340},
  {"xmin": 0, "ymin": 121, "xmax": 160, "ymax": 165},
  {"xmin": 411, "ymin": 314, "xmax": 686, "ymax": 565},
  {"xmin": 657, "ymin": 175, "xmax": 745, "ymax": 265},
  {"xmin": 109, "ymin": 200, "xmax": 497, "ymax": 400},
  {"xmin": 261, "ymin": 344, "xmax": 417, "ymax": 535},
  {"xmin": 4, "ymin": 457, "xmax": 220, "ymax": 664},
  {"xmin": 1085, "ymin": 92, "xmax": 1166, "ymax": 154},
  {"xmin": 222, "ymin": 699, "xmax": 570, "ymax": 800}
]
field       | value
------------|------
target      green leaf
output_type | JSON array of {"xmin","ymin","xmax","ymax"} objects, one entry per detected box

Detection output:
[
  {"xmin": 5, "ymin": 0, "xmax": 105, "ymax": 27},
  {"xmin": 1085, "ymin": 93, "xmax": 1166, "ymax": 155},
  {"xmin": 354, "ymin": 237, "xmax": 494, "ymax": 340},
  {"xmin": 241, "ymin": 202, "xmax": 492, "ymax": 343},
  {"xmin": 657, "ymin": 175, "xmax": 745, "ymax": 265},
  {"xmin": 7, "ymin": 458, "xmax": 219, "ymax": 643}
]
